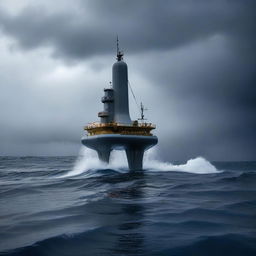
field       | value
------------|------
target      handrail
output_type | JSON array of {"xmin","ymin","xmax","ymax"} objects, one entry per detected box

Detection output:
[{"xmin": 85, "ymin": 122, "xmax": 156, "ymax": 129}]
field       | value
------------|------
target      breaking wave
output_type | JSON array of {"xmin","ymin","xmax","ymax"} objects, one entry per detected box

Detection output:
[{"xmin": 62, "ymin": 147, "xmax": 220, "ymax": 178}]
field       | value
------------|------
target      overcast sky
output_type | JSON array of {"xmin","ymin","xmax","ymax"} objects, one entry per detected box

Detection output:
[{"xmin": 0, "ymin": 0, "xmax": 255, "ymax": 161}]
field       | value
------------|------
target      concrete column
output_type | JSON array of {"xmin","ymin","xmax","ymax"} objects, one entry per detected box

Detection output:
[
  {"xmin": 125, "ymin": 146, "xmax": 144, "ymax": 170},
  {"xmin": 96, "ymin": 146, "xmax": 111, "ymax": 163}
]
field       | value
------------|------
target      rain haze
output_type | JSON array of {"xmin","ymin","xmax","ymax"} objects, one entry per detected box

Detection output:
[{"xmin": 0, "ymin": 0, "xmax": 255, "ymax": 161}]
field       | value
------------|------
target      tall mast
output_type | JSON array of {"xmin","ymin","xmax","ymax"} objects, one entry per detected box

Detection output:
[{"xmin": 116, "ymin": 35, "xmax": 123, "ymax": 61}]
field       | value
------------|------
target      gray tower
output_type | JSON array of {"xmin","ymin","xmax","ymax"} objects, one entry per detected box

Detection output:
[
  {"xmin": 82, "ymin": 41, "xmax": 158, "ymax": 170},
  {"xmin": 112, "ymin": 51, "xmax": 131, "ymax": 124},
  {"xmin": 98, "ymin": 88, "xmax": 114, "ymax": 123}
]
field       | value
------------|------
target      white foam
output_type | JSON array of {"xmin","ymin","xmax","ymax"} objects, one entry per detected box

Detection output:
[
  {"xmin": 63, "ymin": 147, "xmax": 220, "ymax": 177},
  {"xmin": 144, "ymin": 148, "xmax": 219, "ymax": 174},
  {"xmin": 60, "ymin": 148, "xmax": 105, "ymax": 177}
]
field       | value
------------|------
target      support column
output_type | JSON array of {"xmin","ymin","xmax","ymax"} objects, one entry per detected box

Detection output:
[
  {"xmin": 125, "ymin": 147, "xmax": 144, "ymax": 170},
  {"xmin": 96, "ymin": 147, "xmax": 111, "ymax": 163}
]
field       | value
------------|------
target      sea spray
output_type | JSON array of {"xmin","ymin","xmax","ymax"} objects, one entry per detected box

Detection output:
[
  {"xmin": 61, "ymin": 148, "xmax": 104, "ymax": 177},
  {"xmin": 64, "ymin": 147, "xmax": 220, "ymax": 177},
  {"xmin": 144, "ymin": 147, "xmax": 220, "ymax": 174},
  {"xmin": 144, "ymin": 156, "xmax": 219, "ymax": 174}
]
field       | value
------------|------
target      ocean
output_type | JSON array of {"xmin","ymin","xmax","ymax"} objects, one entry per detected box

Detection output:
[{"xmin": 0, "ymin": 149, "xmax": 256, "ymax": 256}]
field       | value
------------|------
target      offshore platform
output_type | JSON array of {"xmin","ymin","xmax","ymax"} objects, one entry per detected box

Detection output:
[{"xmin": 81, "ymin": 40, "xmax": 158, "ymax": 170}]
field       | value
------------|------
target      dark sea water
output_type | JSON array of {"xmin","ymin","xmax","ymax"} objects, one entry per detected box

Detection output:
[{"xmin": 0, "ymin": 151, "xmax": 256, "ymax": 256}]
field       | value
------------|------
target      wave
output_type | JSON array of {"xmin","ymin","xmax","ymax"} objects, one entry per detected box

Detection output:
[
  {"xmin": 61, "ymin": 147, "xmax": 220, "ymax": 178},
  {"xmin": 169, "ymin": 233, "xmax": 256, "ymax": 256},
  {"xmin": 3, "ymin": 229, "xmax": 256, "ymax": 256},
  {"xmin": 144, "ymin": 156, "xmax": 220, "ymax": 174}
]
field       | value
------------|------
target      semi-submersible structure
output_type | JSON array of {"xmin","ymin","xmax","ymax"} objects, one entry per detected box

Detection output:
[{"xmin": 81, "ymin": 43, "xmax": 158, "ymax": 170}]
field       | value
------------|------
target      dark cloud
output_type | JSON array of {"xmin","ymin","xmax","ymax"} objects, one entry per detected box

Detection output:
[
  {"xmin": 0, "ymin": 0, "xmax": 255, "ymax": 160},
  {"xmin": 0, "ymin": 0, "xmax": 255, "ymax": 59}
]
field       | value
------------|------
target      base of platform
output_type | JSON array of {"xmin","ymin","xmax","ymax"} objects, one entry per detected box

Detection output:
[{"xmin": 81, "ymin": 134, "xmax": 158, "ymax": 170}]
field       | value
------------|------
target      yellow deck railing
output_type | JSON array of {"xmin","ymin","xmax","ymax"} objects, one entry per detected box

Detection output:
[
  {"xmin": 84, "ymin": 121, "xmax": 156, "ymax": 136},
  {"xmin": 85, "ymin": 122, "xmax": 156, "ymax": 129}
]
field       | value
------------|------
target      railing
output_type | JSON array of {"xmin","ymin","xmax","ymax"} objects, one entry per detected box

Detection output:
[
  {"xmin": 85, "ymin": 121, "xmax": 156, "ymax": 129},
  {"xmin": 101, "ymin": 96, "xmax": 114, "ymax": 102},
  {"xmin": 98, "ymin": 111, "xmax": 109, "ymax": 117}
]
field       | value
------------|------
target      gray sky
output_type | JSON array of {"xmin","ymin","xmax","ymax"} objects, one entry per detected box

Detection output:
[{"xmin": 0, "ymin": 0, "xmax": 255, "ymax": 160}]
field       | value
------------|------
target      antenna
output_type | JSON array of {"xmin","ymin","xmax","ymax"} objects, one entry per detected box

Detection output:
[
  {"xmin": 116, "ymin": 35, "xmax": 123, "ymax": 61},
  {"xmin": 138, "ymin": 102, "xmax": 148, "ymax": 121},
  {"xmin": 116, "ymin": 35, "xmax": 119, "ymax": 56}
]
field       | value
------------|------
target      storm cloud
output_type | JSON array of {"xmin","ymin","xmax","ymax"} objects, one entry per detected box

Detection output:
[
  {"xmin": 0, "ymin": 0, "xmax": 255, "ymax": 160},
  {"xmin": 0, "ymin": 0, "xmax": 255, "ymax": 58}
]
